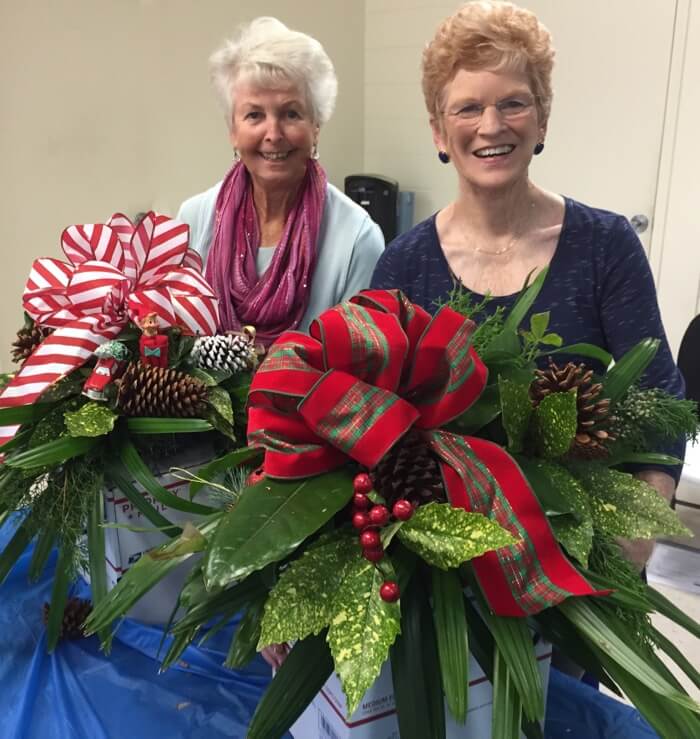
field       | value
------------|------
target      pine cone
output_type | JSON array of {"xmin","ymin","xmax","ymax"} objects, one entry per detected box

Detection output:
[
  {"xmin": 192, "ymin": 334, "xmax": 256, "ymax": 374},
  {"xmin": 371, "ymin": 429, "xmax": 445, "ymax": 507},
  {"xmin": 116, "ymin": 362, "xmax": 208, "ymax": 417},
  {"xmin": 531, "ymin": 359, "xmax": 615, "ymax": 459},
  {"xmin": 42, "ymin": 597, "xmax": 92, "ymax": 640},
  {"xmin": 11, "ymin": 324, "xmax": 53, "ymax": 364}
]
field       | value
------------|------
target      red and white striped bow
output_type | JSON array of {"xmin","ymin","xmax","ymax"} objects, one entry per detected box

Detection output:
[{"xmin": 0, "ymin": 211, "xmax": 219, "ymax": 448}]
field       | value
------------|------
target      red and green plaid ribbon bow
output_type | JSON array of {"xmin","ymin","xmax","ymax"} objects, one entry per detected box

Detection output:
[{"xmin": 247, "ymin": 290, "xmax": 597, "ymax": 616}]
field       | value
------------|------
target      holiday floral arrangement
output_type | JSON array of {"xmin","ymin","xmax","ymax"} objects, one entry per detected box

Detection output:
[
  {"xmin": 83, "ymin": 272, "xmax": 700, "ymax": 739},
  {"xmin": 0, "ymin": 211, "xmax": 261, "ymax": 650}
]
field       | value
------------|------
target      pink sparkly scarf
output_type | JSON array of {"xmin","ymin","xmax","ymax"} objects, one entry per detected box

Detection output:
[{"xmin": 205, "ymin": 159, "xmax": 327, "ymax": 347}]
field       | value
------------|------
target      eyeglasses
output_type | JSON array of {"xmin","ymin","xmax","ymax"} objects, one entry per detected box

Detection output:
[{"xmin": 444, "ymin": 96, "xmax": 536, "ymax": 123}]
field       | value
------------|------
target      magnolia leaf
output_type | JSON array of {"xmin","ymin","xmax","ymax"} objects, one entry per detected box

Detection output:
[
  {"xmin": 207, "ymin": 386, "xmax": 234, "ymax": 425},
  {"xmin": 573, "ymin": 466, "xmax": 691, "ymax": 539},
  {"xmin": 64, "ymin": 402, "xmax": 117, "ymax": 437},
  {"xmin": 533, "ymin": 390, "xmax": 578, "ymax": 458},
  {"xmin": 259, "ymin": 534, "xmax": 359, "ymax": 647},
  {"xmin": 205, "ymin": 470, "xmax": 353, "ymax": 589},
  {"xmin": 397, "ymin": 502, "xmax": 515, "ymax": 570},
  {"xmin": 499, "ymin": 377, "xmax": 533, "ymax": 453},
  {"xmin": 327, "ymin": 556, "xmax": 401, "ymax": 716}
]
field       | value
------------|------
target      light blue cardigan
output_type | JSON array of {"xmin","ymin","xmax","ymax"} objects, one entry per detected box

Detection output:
[{"xmin": 177, "ymin": 182, "xmax": 385, "ymax": 330}]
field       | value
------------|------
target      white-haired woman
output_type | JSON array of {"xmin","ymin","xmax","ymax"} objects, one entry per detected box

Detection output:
[{"xmin": 178, "ymin": 17, "xmax": 384, "ymax": 348}]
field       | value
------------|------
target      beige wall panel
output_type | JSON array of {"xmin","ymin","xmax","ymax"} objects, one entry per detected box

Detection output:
[{"xmin": 0, "ymin": 0, "xmax": 365, "ymax": 371}]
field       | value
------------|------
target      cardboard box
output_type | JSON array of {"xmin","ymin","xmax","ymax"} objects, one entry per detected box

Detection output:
[
  {"xmin": 290, "ymin": 637, "xmax": 551, "ymax": 739},
  {"xmin": 85, "ymin": 443, "xmax": 217, "ymax": 624}
]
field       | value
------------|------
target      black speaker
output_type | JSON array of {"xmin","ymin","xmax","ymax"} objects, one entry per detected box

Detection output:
[{"xmin": 344, "ymin": 174, "xmax": 399, "ymax": 243}]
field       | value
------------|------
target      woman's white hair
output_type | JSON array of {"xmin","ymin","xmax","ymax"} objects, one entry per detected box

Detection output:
[{"xmin": 209, "ymin": 17, "xmax": 338, "ymax": 129}]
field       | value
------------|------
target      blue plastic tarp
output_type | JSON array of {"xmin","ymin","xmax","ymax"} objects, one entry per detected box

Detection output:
[{"xmin": 0, "ymin": 516, "xmax": 658, "ymax": 738}]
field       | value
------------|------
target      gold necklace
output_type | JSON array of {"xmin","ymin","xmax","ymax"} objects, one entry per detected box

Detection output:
[{"xmin": 463, "ymin": 200, "xmax": 536, "ymax": 257}]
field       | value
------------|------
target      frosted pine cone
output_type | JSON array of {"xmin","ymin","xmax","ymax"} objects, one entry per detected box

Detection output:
[{"xmin": 191, "ymin": 334, "xmax": 256, "ymax": 373}]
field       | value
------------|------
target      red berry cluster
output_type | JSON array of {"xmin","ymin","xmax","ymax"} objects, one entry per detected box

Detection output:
[{"xmin": 351, "ymin": 472, "xmax": 414, "ymax": 603}]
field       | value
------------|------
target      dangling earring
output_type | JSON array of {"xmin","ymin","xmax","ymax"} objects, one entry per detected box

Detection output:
[
  {"xmin": 533, "ymin": 142, "xmax": 544, "ymax": 156},
  {"xmin": 233, "ymin": 148, "xmax": 241, "ymax": 163},
  {"xmin": 438, "ymin": 150, "xmax": 450, "ymax": 164},
  {"xmin": 311, "ymin": 143, "xmax": 320, "ymax": 160}
]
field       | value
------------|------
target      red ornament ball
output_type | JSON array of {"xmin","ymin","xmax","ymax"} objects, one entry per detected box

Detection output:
[
  {"xmin": 360, "ymin": 529, "xmax": 381, "ymax": 549},
  {"xmin": 368, "ymin": 505, "xmax": 390, "ymax": 527},
  {"xmin": 352, "ymin": 512, "xmax": 369, "ymax": 530},
  {"xmin": 392, "ymin": 499, "xmax": 414, "ymax": 521},
  {"xmin": 353, "ymin": 492, "xmax": 370, "ymax": 510},
  {"xmin": 363, "ymin": 547, "xmax": 384, "ymax": 562},
  {"xmin": 353, "ymin": 473, "xmax": 374, "ymax": 495},
  {"xmin": 380, "ymin": 581, "xmax": 400, "ymax": 602}
]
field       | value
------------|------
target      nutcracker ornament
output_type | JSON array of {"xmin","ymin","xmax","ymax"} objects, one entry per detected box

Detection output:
[{"xmin": 138, "ymin": 311, "xmax": 169, "ymax": 368}]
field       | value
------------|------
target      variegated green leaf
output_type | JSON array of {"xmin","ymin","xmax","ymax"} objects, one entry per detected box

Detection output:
[
  {"xmin": 207, "ymin": 386, "xmax": 234, "ymax": 424},
  {"xmin": 521, "ymin": 459, "xmax": 594, "ymax": 566},
  {"xmin": 533, "ymin": 390, "xmax": 577, "ymax": 458},
  {"xmin": 573, "ymin": 466, "xmax": 690, "ymax": 539},
  {"xmin": 499, "ymin": 377, "xmax": 533, "ymax": 453},
  {"xmin": 259, "ymin": 534, "xmax": 358, "ymax": 647},
  {"xmin": 551, "ymin": 516, "xmax": 595, "ymax": 567},
  {"xmin": 397, "ymin": 502, "xmax": 514, "ymax": 570},
  {"xmin": 327, "ymin": 556, "xmax": 401, "ymax": 716}
]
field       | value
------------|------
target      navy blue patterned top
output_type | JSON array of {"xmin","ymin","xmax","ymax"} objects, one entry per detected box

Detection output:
[{"xmin": 371, "ymin": 197, "xmax": 685, "ymax": 479}]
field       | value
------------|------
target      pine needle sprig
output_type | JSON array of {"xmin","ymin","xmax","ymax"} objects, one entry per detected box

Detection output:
[
  {"xmin": 610, "ymin": 386, "xmax": 699, "ymax": 450},
  {"xmin": 29, "ymin": 396, "xmax": 86, "ymax": 449},
  {"xmin": 27, "ymin": 459, "xmax": 104, "ymax": 578},
  {"xmin": 438, "ymin": 283, "xmax": 506, "ymax": 355},
  {"xmin": 0, "ymin": 468, "xmax": 39, "ymax": 514},
  {"xmin": 587, "ymin": 532, "xmax": 655, "ymax": 652}
]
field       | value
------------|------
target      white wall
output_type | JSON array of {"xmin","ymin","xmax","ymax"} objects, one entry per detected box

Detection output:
[
  {"xmin": 364, "ymin": 1, "xmax": 458, "ymax": 224},
  {"xmin": 0, "ymin": 0, "xmax": 366, "ymax": 371},
  {"xmin": 654, "ymin": 0, "xmax": 700, "ymax": 354}
]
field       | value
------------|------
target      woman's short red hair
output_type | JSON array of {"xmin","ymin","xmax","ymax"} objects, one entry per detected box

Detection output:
[{"xmin": 422, "ymin": 1, "xmax": 555, "ymax": 124}]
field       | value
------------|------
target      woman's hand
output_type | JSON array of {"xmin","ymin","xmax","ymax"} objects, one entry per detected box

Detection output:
[
  {"xmin": 261, "ymin": 642, "xmax": 289, "ymax": 670},
  {"xmin": 617, "ymin": 470, "xmax": 676, "ymax": 571}
]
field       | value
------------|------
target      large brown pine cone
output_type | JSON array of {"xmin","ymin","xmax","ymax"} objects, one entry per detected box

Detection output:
[
  {"xmin": 11, "ymin": 324, "xmax": 53, "ymax": 364},
  {"xmin": 116, "ymin": 362, "xmax": 208, "ymax": 417},
  {"xmin": 371, "ymin": 429, "xmax": 445, "ymax": 507},
  {"xmin": 531, "ymin": 359, "xmax": 615, "ymax": 459}
]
